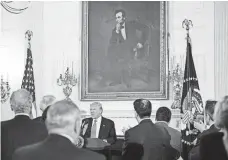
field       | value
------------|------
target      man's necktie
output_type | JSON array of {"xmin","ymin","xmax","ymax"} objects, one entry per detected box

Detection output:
[{"xmin": 90, "ymin": 119, "xmax": 97, "ymax": 138}]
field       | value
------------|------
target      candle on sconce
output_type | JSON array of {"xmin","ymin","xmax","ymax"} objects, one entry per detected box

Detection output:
[
  {"xmin": 171, "ymin": 56, "xmax": 174, "ymax": 72},
  {"xmin": 72, "ymin": 61, "xmax": 73, "ymax": 75}
]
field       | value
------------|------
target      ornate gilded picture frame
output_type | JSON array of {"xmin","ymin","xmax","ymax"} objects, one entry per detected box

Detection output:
[{"xmin": 81, "ymin": 1, "xmax": 168, "ymax": 100}]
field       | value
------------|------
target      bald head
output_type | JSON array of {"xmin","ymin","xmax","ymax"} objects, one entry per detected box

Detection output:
[
  {"xmin": 10, "ymin": 89, "xmax": 32, "ymax": 114},
  {"xmin": 46, "ymin": 100, "xmax": 81, "ymax": 131}
]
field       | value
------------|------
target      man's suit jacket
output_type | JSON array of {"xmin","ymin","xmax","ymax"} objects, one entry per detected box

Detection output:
[
  {"xmin": 1, "ymin": 115, "xmax": 48, "ymax": 160},
  {"xmin": 123, "ymin": 119, "xmax": 177, "ymax": 160},
  {"xmin": 109, "ymin": 20, "xmax": 149, "ymax": 60},
  {"xmin": 81, "ymin": 117, "xmax": 117, "ymax": 144},
  {"xmin": 200, "ymin": 132, "xmax": 228, "ymax": 160},
  {"xmin": 12, "ymin": 134, "xmax": 106, "ymax": 160},
  {"xmin": 33, "ymin": 116, "xmax": 43, "ymax": 122},
  {"xmin": 188, "ymin": 124, "xmax": 220, "ymax": 160},
  {"xmin": 156, "ymin": 121, "xmax": 182, "ymax": 153}
]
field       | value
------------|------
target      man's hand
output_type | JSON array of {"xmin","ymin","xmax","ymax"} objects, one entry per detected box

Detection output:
[
  {"xmin": 193, "ymin": 120, "xmax": 206, "ymax": 133},
  {"xmin": 136, "ymin": 43, "xmax": 143, "ymax": 49},
  {"xmin": 116, "ymin": 23, "xmax": 121, "ymax": 33}
]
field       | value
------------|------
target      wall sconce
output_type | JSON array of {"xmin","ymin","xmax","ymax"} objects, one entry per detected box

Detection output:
[
  {"xmin": 57, "ymin": 66, "xmax": 77, "ymax": 99},
  {"xmin": 168, "ymin": 57, "xmax": 184, "ymax": 109},
  {"xmin": 1, "ymin": 75, "xmax": 11, "ymax": 104}
]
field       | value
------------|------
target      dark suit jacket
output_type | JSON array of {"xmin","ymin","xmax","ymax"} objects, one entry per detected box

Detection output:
[
  {"xmin": 122, "ymin": 119, "xmax": 177, "ymax": 160},
  {"xmin": 12, "ymin": 134, "xmax": 106, "ymax": 160},
  {"xmin": 109, "ymin": 20, "xmax": 149, "ymax": 60},
  {"xmin": 33, "ymin": 116, "xmax": 43, "ymax": 122},
  {"xmin": 156, "ymin": 121, "xmax": 182, "ymax": 153},
  {"xmin": 200, "ymin": 132, "xmax": 228, "ymax": 160},
  {"xmin": 81, "ymin": 117, "xmax": 117, "ymax": 144},
  {"xmin": 188, "ymin": 124, "xmax": 220, "ymax": 160},
  {"xmin": 1, "ymin": 115, "xmax": 48, "ymax": 160}
]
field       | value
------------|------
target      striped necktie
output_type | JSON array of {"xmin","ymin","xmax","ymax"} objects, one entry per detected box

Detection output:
[{"xmin": 90, "ymin": 119, "xmax": 97, "ymax": 138}]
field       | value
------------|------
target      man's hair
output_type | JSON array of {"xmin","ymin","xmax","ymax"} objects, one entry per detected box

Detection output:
[
  {"xmin": 155, "ymin": 107, "xmax": 172, "ymax": 123},
  {"xmin": 90, "ymin": 102, "xmax": 103, "ymax": 111},
  {"xmin": 45, "ymin": 100, "xmax": 80, "ymax": 130},
  {"xmin": 205, "ymin": 100, "xmax": 217, "ymax": 120},
  {"xmin": 214, "ymin": 95, "xmax": 228, "ymax": 130},
  {"xmin": 40, "ymin": 95, "xmax": 56, "ymax": 111},
  {"xmin": 10, "ymin": 89, "xmax": 32, "ymax": 114},
  {"xmin": 133, "ymin": 99, "xmax": 152, "ymax": 119},
  {"xmin": 115, "ymin": 9, "xmax": 126, "ymax": 18}
]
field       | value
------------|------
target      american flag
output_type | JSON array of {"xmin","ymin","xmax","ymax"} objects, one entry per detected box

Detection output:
[
  {"xmin": 21, "ymin": 48, "xmax": 36, "ymax": 102},
  {"xmin": 182, "ymin": 110, "xmax": 193, "ymax": 124}
]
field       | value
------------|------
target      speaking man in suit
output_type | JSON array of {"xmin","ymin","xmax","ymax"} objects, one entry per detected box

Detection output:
[
  {"xmin": 122, "ymin": 99, "xmax": 175, "ymax": 160},
  {"xmin": 12, "ymin": 100, "xmax": 105, "ymax": 160},
  {"xmin": 155, "ymin": 106, "xmax": 182, "ymax": 153},
  {"xmin": 107, "ymin": 9, "xmax": 149, "ymax": 88},
  {"xmin": 81, "ymin": 102, "xmax": 117, "ymax": 144},
  {"xmin": 1, "ymin": 89, "xmax": 48, "ymax": 160}
]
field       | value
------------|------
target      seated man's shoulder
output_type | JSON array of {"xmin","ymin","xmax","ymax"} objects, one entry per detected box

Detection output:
[
  {"xmin": 102, "ymin": 117, "xmax": 114, "ymax": 123},
  {"xmin": 1, "ymin": 120, "xmax": 10, "ymax": 127},
  {"xmin": 201, "ymin": 132, "xmax": 223, "ymax": 143},
  {"xmin": 168, "ymin": 126, "xmax": 181, "ymax": 136},
  {"xmin": 126, "ymin": 124, "xmax": 141, "ymax": 134},
  {"xmin": 13, "ymin": 142, "xmax": 43, "ymax": 157}
]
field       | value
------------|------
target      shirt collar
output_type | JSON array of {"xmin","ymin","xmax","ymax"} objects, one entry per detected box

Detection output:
[
  {"xmin": 15, "ymin": 113, "xmax": 30, "ymax": 117},
  {"xmin": 93, "ymin": 116, "xmax": 102, "ymax": 123},
  {"xmin": 156, "ymin": 121, "xmax": 169, "ymax": 126},
  {"xmin": 139, "ymin": 117, "xmax": 151, "ymax": 123}
]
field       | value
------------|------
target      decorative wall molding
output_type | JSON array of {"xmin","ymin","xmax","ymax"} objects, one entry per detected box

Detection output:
[{"xmin": 214, "ymin": 2, "xmax": 228, "ymax": 99}]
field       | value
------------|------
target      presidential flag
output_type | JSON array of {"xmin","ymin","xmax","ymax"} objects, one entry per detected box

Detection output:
[
  {"xmin": 180, "ymin": 36, "xmax": 203, "ymax": 160},
  {"xmin": 180, "ymin": 37, "xmax": 203, "ymax": 118}
]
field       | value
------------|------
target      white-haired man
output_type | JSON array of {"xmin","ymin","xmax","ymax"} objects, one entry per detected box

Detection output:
[
  {"xmin": 1, "ymin": 89, "xmax": 48, "ymax": 160},
  {"xmin": 81, "ymin": 102, "xmax": 117, "ymax": 144},
  {"xmin": 12, "ymin": 100, "xmax": 105, "ymax": 160},
  {"xmin": 33, "ymin": 95, "xmax": 56, "ymax": 122}
]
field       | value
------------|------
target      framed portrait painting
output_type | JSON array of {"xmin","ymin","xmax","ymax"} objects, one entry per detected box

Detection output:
[{"xmin": 81, "ymin": 1, "xmax": 169, "ymax": 100}]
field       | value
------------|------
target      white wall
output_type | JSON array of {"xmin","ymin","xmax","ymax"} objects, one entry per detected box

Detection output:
[{"xmin": 1, "ymin": 1, "xmax": 215, "ymax": 134}]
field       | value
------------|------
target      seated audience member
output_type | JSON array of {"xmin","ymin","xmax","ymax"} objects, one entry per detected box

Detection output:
[
  {"xmin": 81, "ymin": 102, "xmax": 117, "ymax": 144},
  {"xmin": 122, "ymin": 99, "xmax": 176, "ymax": 160},
  {"xmin": 155, "ymin": 106, "xmax": 182, "ymax": 153},
  {"xmin": 200, "ymin": 95, "xmax": 228, "ymax": 160},
  {"xmin": 33, "ymin": 95, "xmax": 56, "ymax": 122},
  {"xmin": 12, "ymin": 100, "xmax": 106, "ymax": 160},
  {"xmin": 1, "ymin": 89, "xmax": 48, "ymax": 160},
  {"xmin": 189, "ymin": 100, "xmax": 219, "ymax": 160}
]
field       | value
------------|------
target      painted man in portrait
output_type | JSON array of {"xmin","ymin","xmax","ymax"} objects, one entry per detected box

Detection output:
[{"xmin": 106, "ymin": 9, "xmax": 150, "ymax": 88}]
